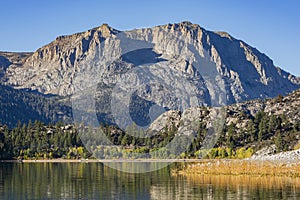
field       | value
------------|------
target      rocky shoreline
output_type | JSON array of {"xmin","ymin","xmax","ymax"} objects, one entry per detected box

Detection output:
[{"xmin": 250, "ymin": 145, "xmax": 300, "ymax": 162}]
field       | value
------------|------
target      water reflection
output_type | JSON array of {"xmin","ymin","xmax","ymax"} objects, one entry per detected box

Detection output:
[
  {"xmin": 0, "ymin": 163, "xmax": 300, "ymax": 199},
  {"xmin": 166, "ymin": 174, "xmax": 300, "ymax": 200}
]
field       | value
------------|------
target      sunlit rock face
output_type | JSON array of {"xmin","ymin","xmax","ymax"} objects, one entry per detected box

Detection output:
[{"xmin": 1, "ymin": 22, "xmax": 299, "ymax": 104}]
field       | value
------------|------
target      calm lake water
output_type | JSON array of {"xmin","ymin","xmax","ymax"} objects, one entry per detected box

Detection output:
[{"xmin": 1, "ymin": 162, "xmax": 300, "ymax": 199}]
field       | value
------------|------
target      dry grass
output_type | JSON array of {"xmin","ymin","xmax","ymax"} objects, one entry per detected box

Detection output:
[
  {"xmin": 173, "ymin": 159, "xmax": 300, "ymax": 178},
  {"xmin": 180, "ymin": 174, "xmax": 300, "ymax": 190}
]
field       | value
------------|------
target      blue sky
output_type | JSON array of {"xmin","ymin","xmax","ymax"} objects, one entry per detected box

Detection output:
[{"xmin": 0, "ymin": 0, "xmax": 299, "ymax": 75}]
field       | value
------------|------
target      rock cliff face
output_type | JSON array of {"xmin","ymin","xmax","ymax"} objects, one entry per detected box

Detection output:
[{"xmin": 0, "ymin": 22, "xmax": 299, "ymax": 105}]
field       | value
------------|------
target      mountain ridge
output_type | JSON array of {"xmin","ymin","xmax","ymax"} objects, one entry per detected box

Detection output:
[{"xmin": 0, "ymin": 22, "xmax": 299, "ymax": 108}]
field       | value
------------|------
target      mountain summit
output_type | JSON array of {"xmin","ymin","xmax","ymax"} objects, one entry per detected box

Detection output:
[{"xmin": 1, "ymin": 22, "xmax": 299, "ymax": 105}]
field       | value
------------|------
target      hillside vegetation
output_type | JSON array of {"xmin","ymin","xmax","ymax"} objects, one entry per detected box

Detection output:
[{"xmin": 1, "ymin": 89, "xmax": 299, "ymax": 160}]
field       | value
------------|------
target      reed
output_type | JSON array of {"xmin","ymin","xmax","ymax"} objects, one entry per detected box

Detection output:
[
  {"xmin": 173, "ymin": 160, "xmax": 300, "ymax": 178},
  {"xmin": 179, "ymin": 174, "xmax": 300, "ymax": 190}
]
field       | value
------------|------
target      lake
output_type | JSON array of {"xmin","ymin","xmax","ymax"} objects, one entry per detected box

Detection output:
[{"xmin": 1, "ymin": 162, "xmax": 300, "ymax": 199}]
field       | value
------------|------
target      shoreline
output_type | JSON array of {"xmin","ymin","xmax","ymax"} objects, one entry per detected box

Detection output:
[
  {"xmin": 2, "ymin": 158, "xmax": 300, "ymax": 177},
  {"xmin": 0, "ymin": 158, "xmax": 207, "ymax": 163},
  {"xmin": 1, "ymin": 158, "xmax": 299, "ymax": 164}
]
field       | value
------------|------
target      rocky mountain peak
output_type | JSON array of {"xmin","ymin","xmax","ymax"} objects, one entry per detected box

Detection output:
[
  {"xmin": 41, "ymin": 23, "xmax": 118, "ymax": 53},
  {"xmin": 160, "ymin": 21, "xmax": 203, "ymax": 37},
  {"xmin": 92, "ymin": 23, "xmax": 120, "ymax": 37},
  {"xmin": 171, "ymin": 21, "xmax": 200, "ymax": 30},
  {"xmin": 0, "ymin": 22, "xmax": 299, "ymax": 104}
]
